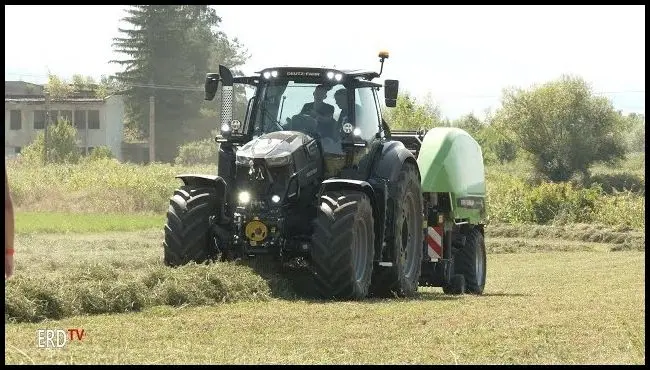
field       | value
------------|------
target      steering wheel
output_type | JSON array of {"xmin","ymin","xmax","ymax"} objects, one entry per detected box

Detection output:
[
  {"xmin": 289, "ymin": 113, "xmax": 318, "ymax": 134},
  {"xmin": 321, "ymin": 137, "xmax": 335, "ymax": 147}
]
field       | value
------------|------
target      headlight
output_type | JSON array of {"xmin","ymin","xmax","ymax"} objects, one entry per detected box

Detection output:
[{"xmin": 238, "ymin": 191, "xmax": 251, "ymax": 204}]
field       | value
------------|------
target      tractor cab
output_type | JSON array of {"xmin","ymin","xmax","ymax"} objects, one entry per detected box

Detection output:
[{"xmin": 205, "ymin": 52, "xmax": 398, "ymax": 179}]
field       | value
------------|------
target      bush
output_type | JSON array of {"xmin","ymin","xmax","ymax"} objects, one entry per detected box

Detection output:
[
  {"xmin": 174, "ymin": 139, "xmax": 218, "ymax": 166},
  {"xmin": 587, "ymin": 173, "xmax": 645, "ymax": 195},
  {"xmin": 6, "ymin": 158, "xmax": 214, "ymax": 214},
  {"xmin": 20, "ymin": 118, "xmax": 81, "ymax": 165},
  {"xmin": 88, "ymin": 146, "xmax": 114, "ymax": 161},
  {"xmin": 593, "ymin": 192, "xmax": 645, "ymax": 231},
  {"xmin": 524, "ymin": 182, "xmax": 601, "ymax": 224},
  {"xmin": 5, "ymin": 152, "xmax": 644, "ymax": 231},
  {"xmin": 486, "ymin": 172, "xmax": 642, "ymax": 229}
]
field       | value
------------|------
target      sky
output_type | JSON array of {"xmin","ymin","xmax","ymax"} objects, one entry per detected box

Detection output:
[{"xmin": 4, "ymin": 5, "xmax": 646, "ymax": 120}]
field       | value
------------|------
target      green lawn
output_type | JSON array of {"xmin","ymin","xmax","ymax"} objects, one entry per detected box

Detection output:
[{"xmin": 15, "ymin": 212, "xmax": 164, "ymax": 234}]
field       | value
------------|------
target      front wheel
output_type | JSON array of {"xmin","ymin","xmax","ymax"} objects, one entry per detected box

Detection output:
[
  {"xmin": 163, "ymin": 185, "xmax": 221, "ymax": 267},
  {"xmin": 310, "ymin": 190, "xmax": 375, "ymax": 300}
]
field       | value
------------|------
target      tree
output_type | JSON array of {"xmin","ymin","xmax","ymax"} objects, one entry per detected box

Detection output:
[
  {"xmin": 95, "ymin": 75, "xmax": 125, "ymax": 100},
  {"xmin": 624, "ymin": 113, "xmax": 645, "ymax": 153},
  {"xmin": 111, "ymin": 5, "xmax": 249, "ymax": 162},
  {"xmin": 21, "ymin": 118, "xmax": 81, "ymax": 165},
  {"xmin": 452, "ymin": 113, "xmax": 483, "ymax": 137},
  {"xmin": 45, "ymin": 73, "xmax": 121, "ymax": 100},
  {"xmin": 44, "ymin": 73, "xmax": 74, "ymax": 99},
  {"xmin": 451, "ymin": 113, "xmax": 517, "ymax": 165},
  {"xmin": 71, "ymin": 74, "xmax": 96, "ymax": 92},
  {"xmin": 492, "ymin": 75, "xmax": 628, "ymax": 182},
  {"xmin": 185, "ymin": 32, "xmax": 251, "ymax": 144},
  {"xmin": 383, "ymin": 92, "xmax": 443, "ymax": 131}
]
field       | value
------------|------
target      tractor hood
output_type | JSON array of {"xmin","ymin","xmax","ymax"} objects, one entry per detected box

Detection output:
[{"xmin": 235, "ymin": 131, "xmax": 314, "ymax": 167}]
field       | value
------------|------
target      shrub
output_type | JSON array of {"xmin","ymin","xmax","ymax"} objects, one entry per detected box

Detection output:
[
  {"xmin": 486, "ymin": 172, "xmax": 641, "ymax": 229},
  {"xmin": 88, "ymin": 146, "xmax": 114, "ymax": 161},
  {"xmin": 587, "ymin": 173, "xmax": 645, "ymax": 195},
  {"xmin": 20, "ymin": 118, "xmax": 81, "ymax": 165},
  {"xmin": 174, "ymin": 139, "xmax": 218, "ymax": 166}
]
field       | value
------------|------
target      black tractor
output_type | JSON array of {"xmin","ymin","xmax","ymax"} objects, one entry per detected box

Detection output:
[{"xmin": 163, "ymin": 51, "xmax": 426, "ymax": 300}]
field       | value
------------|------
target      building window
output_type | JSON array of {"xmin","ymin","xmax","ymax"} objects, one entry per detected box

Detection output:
[
  {"xmin": 60, "ymin": 110, "xmax": 73, "ymax": 124},
  {"xmin": 34, "ymin": 110, "xmax": 46, "ymax": 129},
  {"xmin": 49, "ymin": 110, "xmax": 59, "ymax": 124},
  {"xmin": 10, "ymin": 110, "xmax": 21, "ymax": 130},
  {"xmin": 74, "ymin": 110, "xmax": 86, "ymax": 129},
  {"xmin": 88, "ymin": 110, "xmax": 100, "ymax": 129},
  {"xmin": 15, "ymin": 147, "xmax": 21, "ymax": 154}
]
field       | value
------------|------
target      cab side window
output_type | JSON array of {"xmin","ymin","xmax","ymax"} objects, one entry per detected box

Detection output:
[{"xmin": 354, "ymin": 87, "xmax": 382, "ymax": 142}]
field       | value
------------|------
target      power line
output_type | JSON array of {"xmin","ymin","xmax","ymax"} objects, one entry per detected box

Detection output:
[
  {"xmin": 4, "ymin": 72, "xmax": 646, "ymax": 98},
  {"xmin": 128, "ymin": 83, "xmax": 203, "ymax": 92}
]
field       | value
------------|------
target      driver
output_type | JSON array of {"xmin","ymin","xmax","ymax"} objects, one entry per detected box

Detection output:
[
  {"xmin": 334, "ymin": 88, "xmax": 349, "ymax": 125},
  {"xmin": 300, "ymin": 84, "xmax": 335, "ymax": 122}
]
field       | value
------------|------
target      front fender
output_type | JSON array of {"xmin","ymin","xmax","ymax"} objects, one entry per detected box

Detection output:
[
  {"xmin": 175, "ymin": 174, "xmax": 227, "ymax": 199},
  {"xmin": 318, "ymin": 178, "xmax": 374, "ymax": 200},
  {"xmin": 318, "ymin": 179, "xmax": 382, "ymax": 260}
]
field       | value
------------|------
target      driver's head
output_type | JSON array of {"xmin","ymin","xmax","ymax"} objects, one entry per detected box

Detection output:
[{"xmin": 313, "ymin": 84, "xmax": 329, "ymax": 103}]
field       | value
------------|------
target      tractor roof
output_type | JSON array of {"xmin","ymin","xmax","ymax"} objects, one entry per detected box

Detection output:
[{"xmin": 253, "ymin": 66, "xmax": 380, "ymax": 81}]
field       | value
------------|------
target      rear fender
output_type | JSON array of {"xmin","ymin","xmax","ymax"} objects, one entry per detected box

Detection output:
[
  {"xmin": 373, "ymin": 140, "xmax": 419, "ymax": 196},
  {"xmin": 372, "ymin": 141, "xmax": 421, "ymax": 261}
]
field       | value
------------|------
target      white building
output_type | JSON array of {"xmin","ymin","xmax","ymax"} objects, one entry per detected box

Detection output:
[{"xmin": 5, "ymin": 81, "xmax": 125, "ymax": 160}]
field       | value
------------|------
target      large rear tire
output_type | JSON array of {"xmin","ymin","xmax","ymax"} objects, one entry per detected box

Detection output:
[
  {"xmin": 310, "ymin": 190, "xmax": 375, "ymax": 300},
  {"xmin": 163, "ymin": 186, "xmax": 221, "ymax": 267},
  {"xmin": 370, "ymin": 161, "xmax": 424, "ymax": 297}
]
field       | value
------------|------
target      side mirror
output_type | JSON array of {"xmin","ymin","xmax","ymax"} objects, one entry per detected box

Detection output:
[
  {"xmin": 384, "ymin": 79, "xmax": 398, "ymax": 107},
  {"xmin": 205, "ymin": 73, "xmax": 220, "ymax": 101}
]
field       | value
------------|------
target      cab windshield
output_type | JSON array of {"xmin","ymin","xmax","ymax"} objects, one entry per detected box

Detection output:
[{"xmin": 250, "ymin": 81, "xmax": 348, "ymax": 153}]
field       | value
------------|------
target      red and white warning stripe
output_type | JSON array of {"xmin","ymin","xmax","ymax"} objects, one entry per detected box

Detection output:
[{"xmin": 426, "ymin": 226, "xmax": 443, "ymax": 261}]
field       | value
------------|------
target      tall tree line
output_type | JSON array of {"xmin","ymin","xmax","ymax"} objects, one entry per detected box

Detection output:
[{"xmin": 111, "ymin": 5, "xmax": 249, "ymax": 162}]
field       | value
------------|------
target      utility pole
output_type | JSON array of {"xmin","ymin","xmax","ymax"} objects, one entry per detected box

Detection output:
[
  {"xmin": 147, "ymin": 14, "xmax": 156, "ymax": 164},
  {"xmin": 43, "ymin": 92, "xmax": 51, "ymax": 164},
  {"xmin": 149, "ymin": 78, "xmax": 155, "ymax": 163}
]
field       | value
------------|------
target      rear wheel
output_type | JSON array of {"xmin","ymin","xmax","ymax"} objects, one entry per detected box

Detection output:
[
  {"xmin": 310, "ymin": 190, "xmax": 375, "ymax": 300},
  {"xmin": 370, "ymin": 161, "xmax": 424, "ymax": 298},
  {"xmin": 453, "ymin": 227, "xmax": 487, "ymax": 294},
  {"xmin": 163, "ymin": 186, "xmax": 221, "ymax": 267},
  {"xmin": 442, "ymin": 274, "xmax": 465, "ymax": 295}
]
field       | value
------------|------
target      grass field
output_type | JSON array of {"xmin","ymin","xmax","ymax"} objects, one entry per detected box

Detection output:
[
  {"xmin": 4, "ymin": 220, "xmax": 645, "ymax": 365},
  {"xmin": 4, "ymin": 152, "xmax": 645, "ymax": 364},
  {"xmin": 15, "ymin": 212, "xmax": 164, "ymax": 234}
]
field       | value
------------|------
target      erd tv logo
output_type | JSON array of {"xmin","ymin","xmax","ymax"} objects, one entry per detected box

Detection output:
[{"xmin": 37, "ymin": 328, "xmax": 86, "ymax": 348}]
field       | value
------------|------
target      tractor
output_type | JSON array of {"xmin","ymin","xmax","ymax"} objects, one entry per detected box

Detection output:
[{"xmin": 162, "ymin": 51, "xmax": 487, "ymax": 299}]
